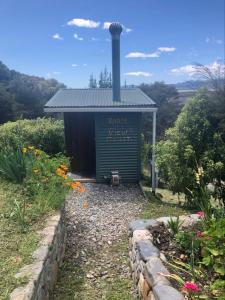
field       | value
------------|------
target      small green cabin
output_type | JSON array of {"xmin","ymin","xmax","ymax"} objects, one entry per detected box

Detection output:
[
  {"xmin": 44, "ymin": 88, "xmax": 156, "ymax": 182},
  {"xmin": 44, "ymin": 23, "xmax": 157, "ymax": 185}
]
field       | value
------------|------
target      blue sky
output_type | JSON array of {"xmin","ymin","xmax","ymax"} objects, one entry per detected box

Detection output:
[{"xmin": 0, "ymin": 0, "xmax": 224, "ymax": 87}]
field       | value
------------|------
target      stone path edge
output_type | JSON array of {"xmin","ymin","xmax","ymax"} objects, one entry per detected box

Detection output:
[
  {"xmin": 129, "ymin": 214, "xmax": 200, "ymax": 300},
  {"xmin": 10, "ymin": 209, "xmax": 66, "ymax": 300}
]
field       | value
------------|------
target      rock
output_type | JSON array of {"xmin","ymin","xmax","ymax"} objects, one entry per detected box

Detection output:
[
  {"xmin": 144, "ymin": 257, "xmax": 171, "ymax": 287},
  {"xmin": 153, "ymin": 285, "xmax": 185, "ymax": 300},
  {"xmin": 132, "ymin": 229, "xmax": 153, "ymax": 244},
  {"xmin": 15, "ymin": 261, "xmax": 43, "ymax": 280},
  {"xmin": 129, "ymin": 219, "xmax": 159, "ymax": 233},
  {"xmin": 32, "ymin": 245, "xmax": 49, "ymax": 261},
  {"xmin": 137, "ymin": 240, "xmax": 160, "ymax": 262},
  {"xmin": 138, "ymin": 273, "xmax": 151, "ymax": 300}
]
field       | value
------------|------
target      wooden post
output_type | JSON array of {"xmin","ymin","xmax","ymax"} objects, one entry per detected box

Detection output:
[{"xmin": 152, "ymin": 110, "xmax": 157, "ymax": 194}]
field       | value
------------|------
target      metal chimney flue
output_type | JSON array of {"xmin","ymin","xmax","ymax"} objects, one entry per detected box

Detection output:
[{"xmin": 109, "ymin": 23, "xmax": 122, "ymax": 102}]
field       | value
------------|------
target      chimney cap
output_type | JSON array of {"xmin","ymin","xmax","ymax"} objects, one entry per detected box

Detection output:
[{"xmin": 109, "ymin": 22, "xmax": 123, "ymax": 35}]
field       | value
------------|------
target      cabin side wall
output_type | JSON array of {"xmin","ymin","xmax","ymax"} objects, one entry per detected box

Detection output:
[{"xmin": 95, "ymin": 112, "xmax": 141, "ymax": 183}]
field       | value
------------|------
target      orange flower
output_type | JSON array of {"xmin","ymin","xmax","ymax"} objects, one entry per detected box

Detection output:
[
  {"xmin": 56, "ymin": 168, "xmax": 65, "ymax": 176},
  {"xmin": 70, "ymin": 182, "xmax": 79, "ymax": 189},
  {"xmin": 83, "ymin": 200, "xmax": 89, "ymax": 209},
  {"xmin": 60, "ymin": 164, "xmax": 68, "ymax": 172},
  {"xmin": 78, "ymin": 186, "xmax": 86, "ymax": 193}
]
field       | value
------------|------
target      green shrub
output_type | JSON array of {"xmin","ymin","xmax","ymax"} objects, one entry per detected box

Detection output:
[
  {"xmin": 200, "ymin": 218, "xmax": 225, "ymax": 296},
  {"xmin": 0, "ymin": 118, "xmax": 65, "ymax": 154},
  {"xmin": 0, "ymin": 148, "xmax": 26, "ymax": 183},
  {"xmin": 167, "ymin": 217, "xmax": 184, "ymax": 236}
]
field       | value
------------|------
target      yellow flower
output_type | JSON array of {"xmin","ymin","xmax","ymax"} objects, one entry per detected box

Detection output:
[
  {"xmin": 22, "ymin": 148, "xmax": 27, "ymax": 153},
  {"xmin": 34, "ymin": 149, "xmax": 42, "ymax": 156},
  {"xmin": 28, "ymin": 146, "xmax": 35, "ymax": 150},
  {"xmin": 33, "ymin": 169, "xmax": 39, "ymax": 174}
]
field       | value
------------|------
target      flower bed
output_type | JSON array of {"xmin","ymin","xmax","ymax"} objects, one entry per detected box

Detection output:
[
  {"xmin": 0, "ymin": 145, "xmax": 85, "ymax": 297},
  {"xmin": 129, "ymin": 212, "xmax": 225, "ymax": 300}
]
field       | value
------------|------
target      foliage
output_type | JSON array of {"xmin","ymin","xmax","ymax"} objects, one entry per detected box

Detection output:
[
  {"xmin": 156, "ymin": 90, "xmax": 225, "ymax": 206},
  {"xmin": 167, "ymin": 217, "xmax": 184, "ymax": 236},
  {"xmin": 175, "ymin": 231, "xmax": 201, "ymax": 258},
  {"xmin": 140, "ymin": 134, "xmax": 151, "ymax": 173},
  {"xmin": 0, "ymin": 180, "xmax": 40, "ymax": 299},
  {"xmin": 0, "ymin": 146, "xmax": 85, "ymax": 231},
  {"xmin": 140, "ymin": 81, "xmax": 180, "ymax": 140},
  {"xmin": 200, "ymin": 218, "xmax": 225, "ymax": 296},
  {"xmin": 0, "ymin": 148, "xmax": 26, "ymax": 183},
  {"xmin": 89, "ymin": 66, "xmax": 112, "ymax": 88},
  {"xmin": 0, "ymin": 117, "xmax": 65, "ymax": 154},
  {"xmin": 0, "ymin": 61, "xmax": 65, "ymax": 124}
]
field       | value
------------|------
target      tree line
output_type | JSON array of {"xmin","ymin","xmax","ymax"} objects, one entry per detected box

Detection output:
[{"xmin": 0, "ymin": 61, "xmax": 65, "ymax": 124}]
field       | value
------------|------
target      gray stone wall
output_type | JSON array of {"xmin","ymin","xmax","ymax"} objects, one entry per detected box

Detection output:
[
  {"xmin": 10, "ymin": 211, "xmax": 66, "ymax": 300},
  {"xmin": 129, "ymin": 214, "xmax": 200, "ymax": 300}
]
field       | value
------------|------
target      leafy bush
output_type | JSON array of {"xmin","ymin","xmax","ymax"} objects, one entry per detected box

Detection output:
[
  {"xmin": 0, "ymin": 148, "xmax": 26, "ymax": 183},
  {"xmin": 156, "ymin": 91, "xmax": 225, "ymax": 207},
  {"xmin": 0, "ymin": 146, "xmax": 85, "ymax": 231},
  {"xmin": 0, "ymin": 118, "xmax": 65, "ymax": 154},
  {"xmin": 200, "ymin": 218, "xmax": 225, "ymax": 296}
]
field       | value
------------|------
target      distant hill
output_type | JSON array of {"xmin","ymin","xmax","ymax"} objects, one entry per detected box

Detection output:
[
  {"xmin": 0, "ymin": 61, "xmax": 66, "ymax": 124},
  {"xmin": 175, "ymin": 79, "xmax": 214, "ymax": 90}
]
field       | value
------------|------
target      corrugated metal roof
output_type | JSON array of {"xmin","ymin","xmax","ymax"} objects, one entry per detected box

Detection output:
[{"xmin": 44, "ymin": 88, "xmax": 156, "ymax": 109}]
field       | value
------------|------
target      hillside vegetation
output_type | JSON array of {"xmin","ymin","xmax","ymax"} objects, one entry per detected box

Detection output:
[{"xmin": 0, "ymin": 61, "xmax": 65, "ymax": 124}]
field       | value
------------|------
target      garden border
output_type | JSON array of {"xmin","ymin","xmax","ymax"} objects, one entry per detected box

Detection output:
[
  {"xmin": 129, "ymin": 214, "xmax": 200, "ymax": 300},
  {"xmin": 10, "ymin": 209, "xmax": 66, "ymax": 300}
]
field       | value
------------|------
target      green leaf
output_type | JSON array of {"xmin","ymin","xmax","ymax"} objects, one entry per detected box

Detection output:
[{"xmin": 214, "ymin": 265, "xmax": 225, "ymax": 275}]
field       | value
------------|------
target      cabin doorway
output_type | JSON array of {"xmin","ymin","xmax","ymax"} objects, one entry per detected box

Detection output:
[{"xmin": 64, "ymin": 112, "xmax": 96, "ymax": 177}]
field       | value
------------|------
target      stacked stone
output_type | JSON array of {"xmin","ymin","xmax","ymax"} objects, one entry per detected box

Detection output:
[
  {"xmin": 10, "ymin": 212, "xmax": 66, "ymax": 300},
  {"xmin": 129, "ymin": 219, "xmax": 185, "ymax": 300}
]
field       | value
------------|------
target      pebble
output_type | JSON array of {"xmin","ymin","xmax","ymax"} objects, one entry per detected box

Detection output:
[{"xmin": 54, "ymin": 183, "xmax": 146, "ymax": 297}]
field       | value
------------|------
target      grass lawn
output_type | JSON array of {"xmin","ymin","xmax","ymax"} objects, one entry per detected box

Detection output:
[
  {"xmin": 0, "ymin": 180, "xmax": 40, "ymax": 300},
  {"xmin": 141, "ymin": 183, "xmax": 193, "ymax": 219}
]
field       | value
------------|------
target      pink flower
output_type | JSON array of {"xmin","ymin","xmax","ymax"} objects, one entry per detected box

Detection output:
[
  {"xmin": 196, "ymin": 231, "xmax": 204, "ymax": 238},
  {"xmin": 183, "ymin": 282, "xmax": 200, "ymax": 292},
  {"xmin": 197, "ymin": 211, "xmax": 205, "ymax": 218}
]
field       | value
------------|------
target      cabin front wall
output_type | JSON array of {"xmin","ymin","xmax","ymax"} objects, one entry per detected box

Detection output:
[{"xmin": 95, "ymin": 112, "xmax": 141, "ymax": 183}]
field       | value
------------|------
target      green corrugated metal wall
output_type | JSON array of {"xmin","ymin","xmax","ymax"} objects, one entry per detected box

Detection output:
[{"xmin": 95, "ymin": 112, "xmax": 141, "ymax": 182}]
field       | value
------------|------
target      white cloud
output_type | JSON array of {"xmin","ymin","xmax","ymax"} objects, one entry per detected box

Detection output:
[
  {"xmin": 74, "ymin": 33, "xmax": 83, "ymax": 41},
  {"xmin": 124, "ymin": 71, "xmax": 153, "ymax": 77},
  {"xmin": 126, "ymin": 51, "xmax": 160, "ymax": 58},
  {"xmin": 67, "ymin": 18, "xmax": 100, "ymax": 28},
  {"xmin": 158, "ymin": 47, "xmax": 176, "ymax": 52},
  {"xmin": 91, "ymin": 37, "xmax": 99, "ymax": 41},
  {"xmin": 53, "ymin": 71, "xmax": 61, "ymax": 75},
  {"xmin": 103, "ymin": 22, "xmax": 111, "ymax": 29},
  {"xmin": 171, "ymin": 61, "xmax": 225, "ymax": 76},
  {"xmin": 72, "ymin": 64, "xmax": 78, "ymax": 67},
  {"xmin": 205, "ymin": 37, "xmax": 223, "ymax": 45},
  {"xmin": 125, "ymin": 28, "xmax": 132, "ymax": 33},
  {"xmin": 52, "ymin": 33, "xmax": 63, "ymax": 40},
  {"xmin": 83, "ymin": 63, "xmax": 87, "ymax": 67},
  {"xmin": 171, "ymin": 65, "xmax": 196, "ymax": 76},
  {"xmin": 103, "ymin": 22, "xmax": 132, "ymax": 33},
  {"xmin": 106, "ymin": 38, "xmax": 110, "ymax": 42}
]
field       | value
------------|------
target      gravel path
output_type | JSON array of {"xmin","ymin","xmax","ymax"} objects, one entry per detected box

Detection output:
[{"xmin": 52, "ymin": 183, "xmax": 146, "ymax": 300}]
